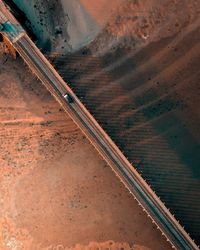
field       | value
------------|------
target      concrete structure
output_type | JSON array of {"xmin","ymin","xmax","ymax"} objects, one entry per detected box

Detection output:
[{"xmin": 1, "ymin": 1, "xmax": 199, "ymax": 249}]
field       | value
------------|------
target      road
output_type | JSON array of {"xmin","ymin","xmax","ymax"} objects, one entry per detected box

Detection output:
[{"xmin": 0, "ymin": 1, "xmax": 199, "ymax": 250}]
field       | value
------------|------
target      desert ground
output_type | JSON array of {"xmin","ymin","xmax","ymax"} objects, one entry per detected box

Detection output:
[
  {"xmin": 1, "ymin": 0, "xmax": 199, "ymax": 248},
  {"xmin": 0, "ymin": 45, "xmax": 172, "ymax": 249},
  {"xmin": 49, "ymin": 0, "xmax": 200, "ymax": 244}
]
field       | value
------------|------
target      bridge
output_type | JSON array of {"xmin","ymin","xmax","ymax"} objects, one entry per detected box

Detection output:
[{"xmin": 0, "ymin": 1, "xmax": 198, "ymax": 249}]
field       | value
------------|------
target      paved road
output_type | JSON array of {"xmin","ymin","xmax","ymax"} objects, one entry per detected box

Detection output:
[{"xmin": 0, "ymin": 2, "xmax": 199, "ymax": 250}]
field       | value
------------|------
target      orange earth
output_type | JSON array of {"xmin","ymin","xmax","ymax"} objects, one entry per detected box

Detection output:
[{"xmin": 0, "ymin": 44, "xmax": 173, "ymax": 250}]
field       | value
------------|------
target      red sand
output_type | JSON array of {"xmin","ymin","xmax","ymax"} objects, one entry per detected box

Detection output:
[{"xmin": 0, "ymin": 46, "xmax": 172, "ymax": 249}]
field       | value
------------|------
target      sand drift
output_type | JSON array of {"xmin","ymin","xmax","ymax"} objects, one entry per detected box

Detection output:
[{"xmin": 1, "ymin": 0, "xmax": 200, "ymax": 248}]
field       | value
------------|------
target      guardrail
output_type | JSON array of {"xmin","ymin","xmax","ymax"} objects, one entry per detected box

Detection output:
[{"xmin": 0, "ymin": 1, "xmax": 199, "ymax": 249}]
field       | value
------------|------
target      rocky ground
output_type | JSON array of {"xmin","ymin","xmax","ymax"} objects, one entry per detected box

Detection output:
[
  {"xmin": 0, "ymin": 45, "xmax": 172, "ymax": 249},
  {"xmin": 49, "ymin": 0, "xmax": 200, "ymax": 244},
  {"xmin": 12, "ymin": 0, "xmax": 200, "ymax": 55}
]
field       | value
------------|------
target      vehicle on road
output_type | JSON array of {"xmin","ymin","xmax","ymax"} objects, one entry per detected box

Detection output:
[{"xmin": 64, "ymin": 93, "xmax": 74, "ymax": 103}]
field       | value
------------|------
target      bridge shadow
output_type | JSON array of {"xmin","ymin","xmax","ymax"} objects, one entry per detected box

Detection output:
[{"xmin": 50, "ymin": 20, "xmax": 200, "ymax": 244}]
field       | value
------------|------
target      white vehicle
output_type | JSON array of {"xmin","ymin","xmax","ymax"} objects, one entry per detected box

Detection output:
[{"xmin": 63, "ymin": 93, "xmax": 74, "ymax": 103}]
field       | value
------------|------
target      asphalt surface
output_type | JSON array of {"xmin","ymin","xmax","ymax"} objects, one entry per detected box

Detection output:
[{"xmin": 0, "ymin": 2, "xmax": 199, "ymax": 249}]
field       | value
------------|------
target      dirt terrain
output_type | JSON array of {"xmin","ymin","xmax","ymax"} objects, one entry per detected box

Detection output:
[
  {"xmin": 12, "ymin": 0, "xmax": 200, "ymax": 55},
  {"xmin": 49, "ymin": 0, "xmax": 200, "ymax": 244},
  {"xmin": 1, "ymin": 0, "xmax": 199, "ymax": 247},
  {"xmin": 0, "ymin": 45, "xmax": 172, "ymax": 249}
]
